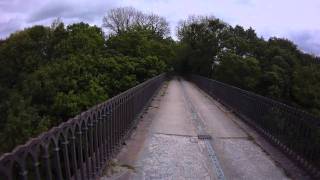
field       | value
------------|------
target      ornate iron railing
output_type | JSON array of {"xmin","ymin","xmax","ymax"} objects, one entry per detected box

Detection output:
[
  {"xmin": 0, "ymin": 73, "xmax": 166, "ymax": 180},
  {"xmin": 190, "ymin": 74, "xmax": 320, "ymax": 179}
]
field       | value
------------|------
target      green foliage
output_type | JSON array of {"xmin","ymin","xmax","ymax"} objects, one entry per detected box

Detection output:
[
  {"xmin": 106, "ymin": 27, "xmax": 176, "ymax": 66},
  {"xmin": 214, "ymin": 52, "xmax": 261, "ymax": 90},
  {"xmin": 0, "ymin": 26, "xmax": 51, "ymax": 88},
  {"xmin": 0, "ymin": 20, "xmax": 171, "ymax": 153},
  {"xmin": 175, "ymin": 16, "xmax": 320, "ymax": 117},
  {"xmin": 292, "ymin": 65, "xmax": 320, "ymax": 116},
  {"xmin": 0, "ymin": 93, "xmax": 49, "ymax": 153}
]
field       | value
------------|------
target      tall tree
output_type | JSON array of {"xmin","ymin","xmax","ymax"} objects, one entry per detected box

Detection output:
[
  {"xmin": 103, "ymin": 7, "xmax": 170, "ymax": 37},
  {"xmin": 174, "ymin": 15, "xmax": 320, "ymax": 117},
  {"xmin": 0, "ymin": 18, "xmax": 173, "ymax": 153}
]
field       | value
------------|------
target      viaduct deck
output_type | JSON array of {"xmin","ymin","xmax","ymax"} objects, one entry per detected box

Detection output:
[{"xmin": 102, "ymin": 77, "xmax": 308, "ymax": 180}]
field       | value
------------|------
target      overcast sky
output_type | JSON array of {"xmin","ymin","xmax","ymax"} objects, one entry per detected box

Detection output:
[{"xmin": 1, "ymin": 0, "xmax": 320, "ymax": 55}]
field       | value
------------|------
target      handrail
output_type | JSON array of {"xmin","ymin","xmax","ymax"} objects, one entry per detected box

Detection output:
[
  {"xmin": 189, "ymin": 74, "xmax": 320, "ymax": 179},
  {"xmin": 0, "ymin": 73, "xmax": 166, "ymax": 180}
]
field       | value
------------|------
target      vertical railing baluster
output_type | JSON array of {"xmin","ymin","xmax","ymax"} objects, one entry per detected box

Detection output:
[
  {"xmin": 19, "ymin": 162, "xmax": 28, "ymax": 180},
  {"xmin": 99, "ymin": 111, "xmax": 105, "ymax": 168},
  {"xmin": 53, "ymin": 143, "xmax": 63, "ymax": 180},
  {"xmin": 88, "ymin": 118, "xmax": 95, "ymax": 178},
  {"xmin": 103, "ymin": 106, "xmax": 109, "ymax": 161},
  {"xmin": 131, "ymin": 93, "xmax": 134, "ymax": 124},
  {"xmin": 62, "ymin": 137, "xmax": 71, "ymax": 180},
  {"xmin": 76, "ymin": 125, "xmax": 85, "ymax": 180},
  {"xmin": 82, "ymin": 122, "xmax": 90, "ymax": 179},
  {"xmin": 33, "ymin": 156, "xmax": 41, "ymax": 180},
  {"xmin": 119, "ymin": 98, "xmax": 123, "ymax": 139},
  {"xmin": 93, "ymin": 113, "xmax": 100, "ymax": 176},
  {"xmin": 102, "ymin": 108, "xmax": 107, "ymax": 162},
  {"xmin": 110, "ymin": 102, "xmax": 115, "ymax": 156},
  {"xmin": 125, "ymin": 96, "xmax": 128, "ymax": 132},
  {"xmin": 43, "ymin": 147, "xmax": 53, "ymax": 180},
  {"xmin": 113, "ymin": 101, "xmax": 116, "ymax": 149},
  {"xmin": 116, "ymin": 100, "xmax": 120, "ymax": 146},
  {"xmin": 70, "ymin": 132, "xmax": 78, "ymax": 180},
  {"xmin": 121, "ymin": 98, "xmax": 124, "ymax": 138},
  {"xmin": 107, "ymin": 105, "xmax": 112, "ymax": 159},
  {"xmin": 98, "ymin": 113, "xmax": 102, "ymax": 169}
]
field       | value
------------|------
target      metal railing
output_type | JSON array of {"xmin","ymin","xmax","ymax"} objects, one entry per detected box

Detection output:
[
  {"xmin": 190, "ymin": 74, "xmax": 320, "ymax": 178},
  {"xmin": 0, "ymin": 73, "xmax": 166, "ymax": 180}
]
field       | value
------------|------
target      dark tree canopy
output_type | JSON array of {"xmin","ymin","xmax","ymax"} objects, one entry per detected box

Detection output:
[{"xmin": 0, "ymin": 18, "xmax": 173, "ymax": 153}]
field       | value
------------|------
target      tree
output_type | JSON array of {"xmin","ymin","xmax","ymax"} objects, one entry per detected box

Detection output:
[
  {"xmin": 0, "ymin": 93, "xmax": 48, "ymax": 153},
  {"xmin": 174, "ymin": 15, "xmax": 320, "ymax": 118},
  {"xmin": 0, "ymin": 25, "xmax": 51, "ymax": 88},
  {"xmin": 213, "ymin": 52, "xmax": 261, "ymax": 90},
  {"xmin": 176, "ymin": 16, "xmax": 229, "ymax": 76},
  {"xmin": 0, "ymin": 19, "xmax": 172, "ymax": 153},
  {"xmin": 292, "ymin": 65, "xmax": 320, "ymax": 116},
  {"xmin": 106, "ymin": 27, "xmax": 175, "ymax": 62},
  {"xmin": 103, "ymin": 7, "xmax": 170, "ymax": 37}
]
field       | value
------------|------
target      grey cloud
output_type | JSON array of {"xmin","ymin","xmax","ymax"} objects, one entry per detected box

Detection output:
[
  {"xmin": 0, "ymin": 0, "xmax": 38, "ymax": 13},
  {"xmin": 235, "ymin": 0, "xmax": 253, "ymax": 6},
  {"xmin": 289, "ymin": 31, "xmax": 320, "ymax": 56},
  {"xmin": 28, "ymin": 3, "xmax": 71, "ymax": 23},
  {"xmin": 27, "ymin": 1, "xmax": 116, "ymax": 23},
  {"xmin": 0, "ymin": 0, "xmax": 117, "ymax": 38},
  {"xmin": 0, "ymin": 18, "xmax": 21, "ymax": 39}
]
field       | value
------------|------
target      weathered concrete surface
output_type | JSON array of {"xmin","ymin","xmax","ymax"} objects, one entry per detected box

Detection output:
[
  {"xmin": 180, "ymin": 80, "xmax": 291, "ymax": 180},
  {"xmin": 182, "ymin": 80, "xmax": 309, "ymax": 180},
  {"xmin": 151, "ymin": 78, "xmax": 197, "ymax": 137},
  {"xmin": 100, "ymin": 77, "xmax": 304, "ymax": 180},
  {"xmin": 130, "ymin": 134, "xmax": 214, "ymax": 180}
]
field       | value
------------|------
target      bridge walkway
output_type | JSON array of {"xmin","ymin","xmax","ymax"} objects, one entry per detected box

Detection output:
[{"xmin": 101, "ymin": 77, "xmax": 307, "ymax": 180}]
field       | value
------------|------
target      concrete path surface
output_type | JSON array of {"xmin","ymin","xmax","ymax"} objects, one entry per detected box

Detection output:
[{"xmin": 101, "ymin": 77, "xmax": 306, "ymax": 180}]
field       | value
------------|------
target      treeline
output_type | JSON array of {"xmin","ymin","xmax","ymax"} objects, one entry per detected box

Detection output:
[
  {"xmin": 0, "ymin": 8, "xmax": 319, "ymax": 154},
  {"xmin": 0, "ymin": 8, "xmax": 175, "ymax": 153},
  {"xmin": 175, "ymin": 16, "xmax": 320, "ymax": 118}
]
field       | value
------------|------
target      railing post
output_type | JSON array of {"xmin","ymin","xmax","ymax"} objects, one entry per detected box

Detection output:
[
  {"xmin": 61, "ymin": 137, "xmax": 71, "ymax": 179},
  {"xmin": 70, "ymin": 132, "xmax": 78, "ymax": 180},
  {"xmin": 76, "ymin": 123, "xmax": 85, "ymax": 180},
  {"xmin": 43, "ymin": 147, "xmax": 53, "ymax": 180},
  {"xmin": 88, "ymin": 119, "xmax": 95, "ymax": 178},
  {"xmin": 82, "ymin": 121, "xmax": 90, "ymax": 179}
]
